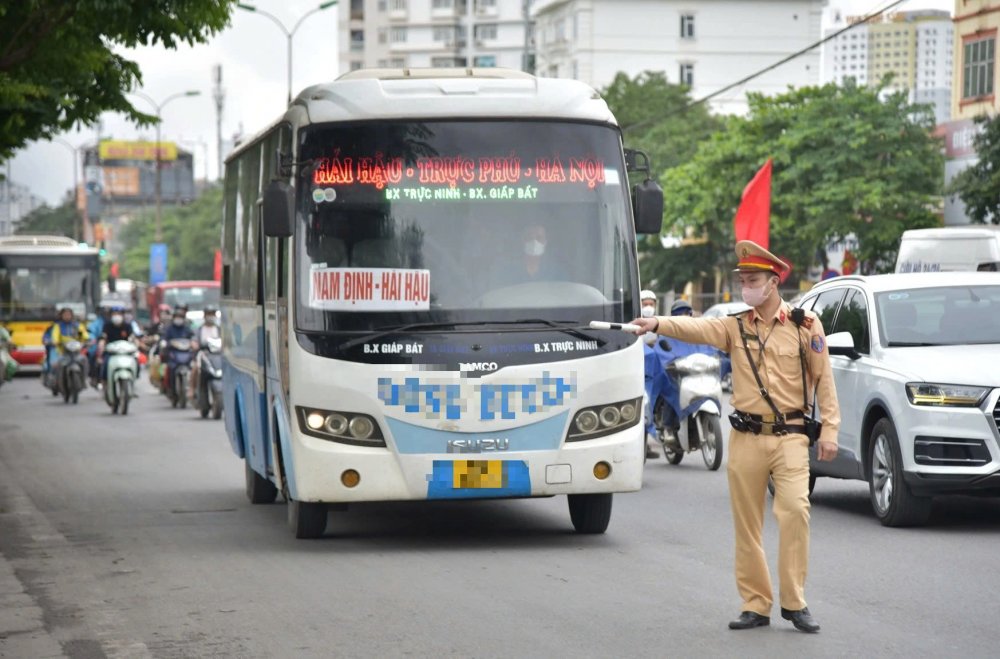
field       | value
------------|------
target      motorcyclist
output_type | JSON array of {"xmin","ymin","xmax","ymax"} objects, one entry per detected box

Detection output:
[
  {"xmin": 98, "ymin": 305, "xmax": 139, "ymax": 385},
  {"xmin": 44, "ymin": 308, "xmax": 89, "ymax": 386},
  {"xmin": 87, "ymin": 309, "xmax": 107, "ymax": 385},
  {"xmin": 189, "ymin": 306, "xmax": 221, "ymax": 402},
  {"xmin": 160, "ymin": 307, "xmax": 195, "ymax": 398},
  {"xmin": 641, "ymin": 290, "xmax": 660, "ymax": 459}
]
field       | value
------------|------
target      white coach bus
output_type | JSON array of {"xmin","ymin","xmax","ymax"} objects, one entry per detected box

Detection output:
[{"xmin": 220, "ymin": 68, "xmax": 662, "ymax": 538}]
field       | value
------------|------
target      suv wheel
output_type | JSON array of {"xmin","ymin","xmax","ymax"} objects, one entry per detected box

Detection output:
[{"xmin": 868, "ymin": 418, "xmax": 932, "ymax": 527}]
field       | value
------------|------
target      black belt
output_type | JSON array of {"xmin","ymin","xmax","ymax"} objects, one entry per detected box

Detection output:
[
  {"xmin": 733, "ymin": 410, "xmax": 806, "ymax": 436},
  {"xmin": 739, "ymin": 410, "xmax": 804, "ymax": 422}
]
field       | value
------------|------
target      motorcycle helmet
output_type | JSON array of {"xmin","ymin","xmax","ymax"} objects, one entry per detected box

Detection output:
[
  {"xmin": 640, "ymin": 289, "xmax": 657, "ymax": 303},
  {"xmin": 670, "ymin": 299, "xmax": 694, "ymax": 316}
]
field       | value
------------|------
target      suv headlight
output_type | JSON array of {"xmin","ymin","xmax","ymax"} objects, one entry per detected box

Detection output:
[
  {"xmin": 905, "ymin": 383, "xmax": 990, "ymax": 408},
  {"xmin": 296, "ymin": 406, "xmax": 386, "ymax": 447},
  {"xmin": 566, "ymin": 397, "xmax": 643, "ymax": 442}
]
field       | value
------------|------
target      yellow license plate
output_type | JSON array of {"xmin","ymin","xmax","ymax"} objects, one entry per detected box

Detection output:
[{"xmin": 452, "ymin": 460, "xmax": 505, "ymax": 489}]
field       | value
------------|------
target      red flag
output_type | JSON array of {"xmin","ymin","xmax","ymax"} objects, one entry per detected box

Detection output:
[
  {"xmin": 110, "ymin": 262, "xmax": 120, "ymax": 278},
  {"xmin": 733, "ymin": 159, "xmax": 772, "ymax": 248},
  {"xmin": 213, "ymin": 249, "xmax": 222, "ymax": 282}
]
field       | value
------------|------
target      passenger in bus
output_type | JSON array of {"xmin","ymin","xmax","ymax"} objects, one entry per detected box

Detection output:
[{"xmin": 500, "ymin": 223, "xmax": 565, "ymax": 286}]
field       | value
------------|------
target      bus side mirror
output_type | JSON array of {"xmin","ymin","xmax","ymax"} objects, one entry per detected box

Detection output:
[
  {"xmin": 633, "ymin": 178, "xmax": 664, "ymax": 235},
  {"xmin": 263, "ymin": 180, "xmax": 294, "ymax": 238}
]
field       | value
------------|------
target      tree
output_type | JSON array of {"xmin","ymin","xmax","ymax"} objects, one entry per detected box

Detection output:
[
  {"xmin": 0, "ymin": 1, "xmax": 236, "ymax": 161},
  {"xmin": 599, "ymin": 71, "xmax": 723, "ymax": 292},
  {"xmin": 14, "ymin": 201, "xmax": 78, "ymax": 236},
  {"xmin": 656, "ymin": 79, "xmax": 943, "ymax": 287},
  {"xmin": 118, "ymin": 185, "xmax": 222, "ymax": 281},
  {"xmin": 948, "ymin": 114, "xmax": 1000, "ymax": 224}
]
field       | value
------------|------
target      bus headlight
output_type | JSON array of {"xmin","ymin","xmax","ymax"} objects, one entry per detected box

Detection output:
[
  {"xmin": 296, "ymin": 406, "xmax": 386, "ymax": 447},
  {"xmin": 567, "ymin": 397, "xmax": 643, "ymax": 442}
]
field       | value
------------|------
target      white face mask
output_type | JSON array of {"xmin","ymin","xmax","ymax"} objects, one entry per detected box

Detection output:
[
  {"xmin": 172, "ymin": 317, "xmax": 185, "ymax": 327},
  {"xmin": 110, "ymin": 315, "xmax": 124, "ymax": 325},
  {"xmin": 741, "ymin": 279, "xmax": 773, "ymax": 308},
  {"xmin": 524, "ymin": 239, "xmax": 546, "ymax": 257},
  {"xmin": 640, "ymin": 305, "xmax": 655, "ymax": 318}
]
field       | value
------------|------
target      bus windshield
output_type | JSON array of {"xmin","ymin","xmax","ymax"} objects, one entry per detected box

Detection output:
[
  {"xmin": 0, "ymin": 255, "xmax": 99, "ymax": 321},
  {"xmin": 295, "ymin": 120, "xmax": 637, "ymax": 333},
  {"xmin": 162, "ymin": 286, "xmax": 220, "ymax": 309}
]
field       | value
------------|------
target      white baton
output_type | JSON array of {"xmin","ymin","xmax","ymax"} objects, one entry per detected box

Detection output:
[{"xmin": 589, "ymin": 321, "xmax": 643, "ymax": 333}]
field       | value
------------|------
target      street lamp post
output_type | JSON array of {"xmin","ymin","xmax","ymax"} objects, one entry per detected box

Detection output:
[
  {"xmin": 51, "ymin": 137, "xmax": 82, "ymax": 242},
  {"xmin": 132, "ymin": 90, "xmax": 201, "ymax": 241},
  {"xmin": 238, "ymin": 2, "xmax": 339, "ymax": 106}
]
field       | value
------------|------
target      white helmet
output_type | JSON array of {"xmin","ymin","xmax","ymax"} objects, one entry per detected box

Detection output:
[{"xmin": 640, "ymin": 289, "xmax": 657, "ymax": 302}]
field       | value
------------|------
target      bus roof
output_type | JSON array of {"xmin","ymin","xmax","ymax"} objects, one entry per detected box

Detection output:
[
  {"xmin": 153, "ymin": 280, "xmax": 220, "ymax": 288},
  {"xmin": 229, "ymin": 68, "xmax": 615, "ymax": 162},
  {"xmin": 0, "ymin": 234, "xmax": 99, "ymax": 256}
]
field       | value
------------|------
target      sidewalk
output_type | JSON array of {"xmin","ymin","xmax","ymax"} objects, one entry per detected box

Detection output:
[{"xmin": 0, "ymin": 554, "xmax": 65, "ymax": 658}]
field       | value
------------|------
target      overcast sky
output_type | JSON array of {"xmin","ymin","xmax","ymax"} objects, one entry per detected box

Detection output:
[{"xmin": 11, "ymin": 0, "xmax": 954, "ymax": 207}]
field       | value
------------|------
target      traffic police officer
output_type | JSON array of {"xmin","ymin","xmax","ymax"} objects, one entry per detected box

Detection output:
[{"xmin": 631, "ymin": 240, "xmax": 840, "ymax": 633}]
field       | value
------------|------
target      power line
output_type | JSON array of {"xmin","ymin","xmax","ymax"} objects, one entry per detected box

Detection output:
[{"xmin": 624, "ymin": 0, "xmax": 908, "ymax": 132}]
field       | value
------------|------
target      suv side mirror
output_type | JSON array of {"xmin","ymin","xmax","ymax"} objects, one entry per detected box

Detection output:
[
  {"xmin": 262, "ymin": 180, "xmax": 294, "ymax": 238},
  {"xmin": 827, "ymin": 331, "xmax": 861, "ymax": 360}
]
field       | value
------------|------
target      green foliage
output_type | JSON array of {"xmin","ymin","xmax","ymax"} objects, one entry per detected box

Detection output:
[
  {"xmin": 14, "ymin": 201, "xmax": 79, "ymax": 237},
  {"xmin": 948, "ymin": 114, "xmax": 1000, "ymax": 224},
  {"xmin": 599, "ymin": 71, "xmax": 723, "ymax": 292},
  {"xmin": 118, "ymin": 185, "xmax": 222, "ymax": 281},
  {"xmin": 0, "ymin": 1, "xmax": 236, "ymax": 161},
  {"xmin": 658, "ymin": 80, "xmax": 943, "ymax": 286}
]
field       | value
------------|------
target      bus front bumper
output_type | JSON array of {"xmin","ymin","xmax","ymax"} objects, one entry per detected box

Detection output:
[{"xmin": 286, "ymin": 425, "xmax": 644, "ymax": 503}]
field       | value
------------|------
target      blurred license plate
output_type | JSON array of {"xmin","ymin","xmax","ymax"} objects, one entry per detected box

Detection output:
[{"xmin": 452, "ymin": 460, "xmax": 506, "ymax": 489}]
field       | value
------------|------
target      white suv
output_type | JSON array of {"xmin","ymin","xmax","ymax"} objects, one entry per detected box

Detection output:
[{"xmin": 798, "ymin": 272, "xmax": 1000, "ymax": 526}]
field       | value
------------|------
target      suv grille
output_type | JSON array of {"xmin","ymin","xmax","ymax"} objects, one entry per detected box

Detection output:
[{"xmin": 914, "ymin": 436, "xmax": 991, "ymax": 467}]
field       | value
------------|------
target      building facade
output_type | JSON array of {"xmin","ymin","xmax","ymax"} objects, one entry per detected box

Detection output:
[
  {"xmin": 822, "ymin": 9, "xmax": 953, "ymax": 124},
  {"xmin": 339, "ymin": 0, "xmax": 534, "ymax": 73},
  {"xmin": 531, "ymin": 0, "xmax": 824, "ymax": 115},
  {"xmin": 951, "ymin": 0, "xmax": 1000, "ymax": 121}
]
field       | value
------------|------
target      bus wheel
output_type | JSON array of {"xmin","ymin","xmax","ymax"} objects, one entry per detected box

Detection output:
[
  {"xmin": 245, "ymin": 460, "xmax": 278, "ymax": 504},
  {"xmin": 288, "ymin": 498, "xmax": 327, "ymax": 539},
  {"xmin": 568, "ymin": 493, "xmax": 613, "ymax": 534}
]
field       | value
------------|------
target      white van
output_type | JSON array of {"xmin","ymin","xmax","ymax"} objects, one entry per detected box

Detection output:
[{"xmin": 895, "ymin": 226, "xmax": 1000, "ymax": 273}]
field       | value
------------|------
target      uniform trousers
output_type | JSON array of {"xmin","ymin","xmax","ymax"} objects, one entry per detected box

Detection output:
[{"xmin": 727, "ymin": 430, "xmax": 811, "ymax": 616}]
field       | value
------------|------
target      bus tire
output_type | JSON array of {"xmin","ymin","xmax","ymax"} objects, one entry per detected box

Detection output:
[
  {"xmin": 568, "ymin": 493, "xmax": 613, "ymax": 534},
  {"xmin": 288, "ymin": 498, "xmax": 327, "ymax": 539},
  {"xmin": 245, "ymin": 460, "xmax": 278, "ymax": 504}
]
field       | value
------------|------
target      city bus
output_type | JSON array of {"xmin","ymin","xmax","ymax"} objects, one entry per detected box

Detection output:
[
  {"xmin": 0, "ymin": 235, "xmax": 100, "ymax": 366},
  {"xmin": 220, "ymin": 68, "xmax": 663, "ymax": 538}
]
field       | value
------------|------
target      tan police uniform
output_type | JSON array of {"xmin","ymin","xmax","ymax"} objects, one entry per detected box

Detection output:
[{"xmin": 650, "ymin": 241, "xmax": 840, "ymax": 617}]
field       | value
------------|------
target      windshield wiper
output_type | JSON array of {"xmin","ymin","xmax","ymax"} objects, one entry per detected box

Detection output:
[
  {"xmin": 887, "ymin": 341, "xmax": 940, "ymax": 347},
  {"xmin": 512, "ymin": 318, "xmax": 607, "ymax": 346},
  {"xmin": 337, "ymin": 319, "xmax": 606, "ymax": 352}
]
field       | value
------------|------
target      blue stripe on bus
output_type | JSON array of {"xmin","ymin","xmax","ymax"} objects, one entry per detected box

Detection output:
[
  {"xmin": 385, "ymin": 412, "xmax": 568, "ymax": 454},
  {"xmin": 427, "ymin": 460, "xmax": 531, "ymax": 499}
]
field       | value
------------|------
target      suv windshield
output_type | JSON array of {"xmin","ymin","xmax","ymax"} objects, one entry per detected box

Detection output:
[
  {"xmin": 877, "ymin": 285, "xmax": 1000, "ymax": 346},
  {"xmin": 295, "ymin": 120, "xmax": 637, "ymax": 333}
]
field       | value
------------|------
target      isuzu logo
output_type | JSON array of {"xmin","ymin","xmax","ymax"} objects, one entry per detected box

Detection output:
[
  {"xmin": 447, "ymin": 438, "xmax": 510, "ymax": 453},
  {"xmin": 459, "ymin": 362, "xmax": 499, "ymax": 372}
]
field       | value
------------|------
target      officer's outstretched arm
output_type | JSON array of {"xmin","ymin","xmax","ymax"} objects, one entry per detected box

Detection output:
[{"xmin": 654, "ymin": 315, "xmax": 732, "ymax": 353}]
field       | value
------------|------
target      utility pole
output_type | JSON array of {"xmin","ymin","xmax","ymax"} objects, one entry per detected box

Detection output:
[
  {"xmin": 51, "ymin": 137, "xmax": 82, "ymax": 242},
  {"xmin": 213, "ymin": 64, "xmax": 225, "ymax": 181}
]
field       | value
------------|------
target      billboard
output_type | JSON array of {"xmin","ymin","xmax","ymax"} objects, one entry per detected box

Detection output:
[
  {"xmin": 99, "ymin": 140, "xmax": 178, "ymax": 162},
  {"xmin": 101, "ymin": 167, "xmax": 141, "ymax": 197}
]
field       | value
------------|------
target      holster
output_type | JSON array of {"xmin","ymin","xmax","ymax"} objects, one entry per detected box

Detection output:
[{"xmin": 803, "ymin": 417, "xmax": 822, "ymax": 446}]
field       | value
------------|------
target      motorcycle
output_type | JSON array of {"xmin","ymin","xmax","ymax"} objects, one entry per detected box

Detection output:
[
  {"xmin": 644, "ymin": 337, "xmax": 724, "ymax": 470},
  {"xmin": 195, "ymin": 337, "xmax": 224, "ymax": 419},
  {"xmin": 57, "ymin": 340, "xmax": 88, "ymax": 404},
  {"xmin": 163, "ymin": 337, "xmax": 193, "ymax": 409},
  {"xmin": 0, "ymin": 328, "xmax": 16, "ymax": 390},
  {"xmin": 103, "ymin": 340, "xmax": 139, "ymax": 415}
]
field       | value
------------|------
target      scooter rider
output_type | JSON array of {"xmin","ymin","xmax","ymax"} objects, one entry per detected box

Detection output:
[
  {"xmin": 98, "ymin": 306, "xmax": 138, "ymax": 384},
  {"xmin": 160, "ymin": 308, "xmax": 195, "ymax": 397},
  {"xmin": 189, "ymin": 306, "xmax": 221, "ymax": 401},
  {"xmin": 640, "ymin": 290, "xmax": 660, "ymax": 459},
  {"xmin": 45, "ymin": 307, "xmax": 89, "ymax": 374}
]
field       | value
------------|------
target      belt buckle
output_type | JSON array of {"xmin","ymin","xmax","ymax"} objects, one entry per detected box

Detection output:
[
  {"xmin": 761, "ymin": 413, "xmax": 776, "ymax": 423},
  {"xmin": 760, "ymin": 422, "xmax": 774, "ymax": 435}
]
